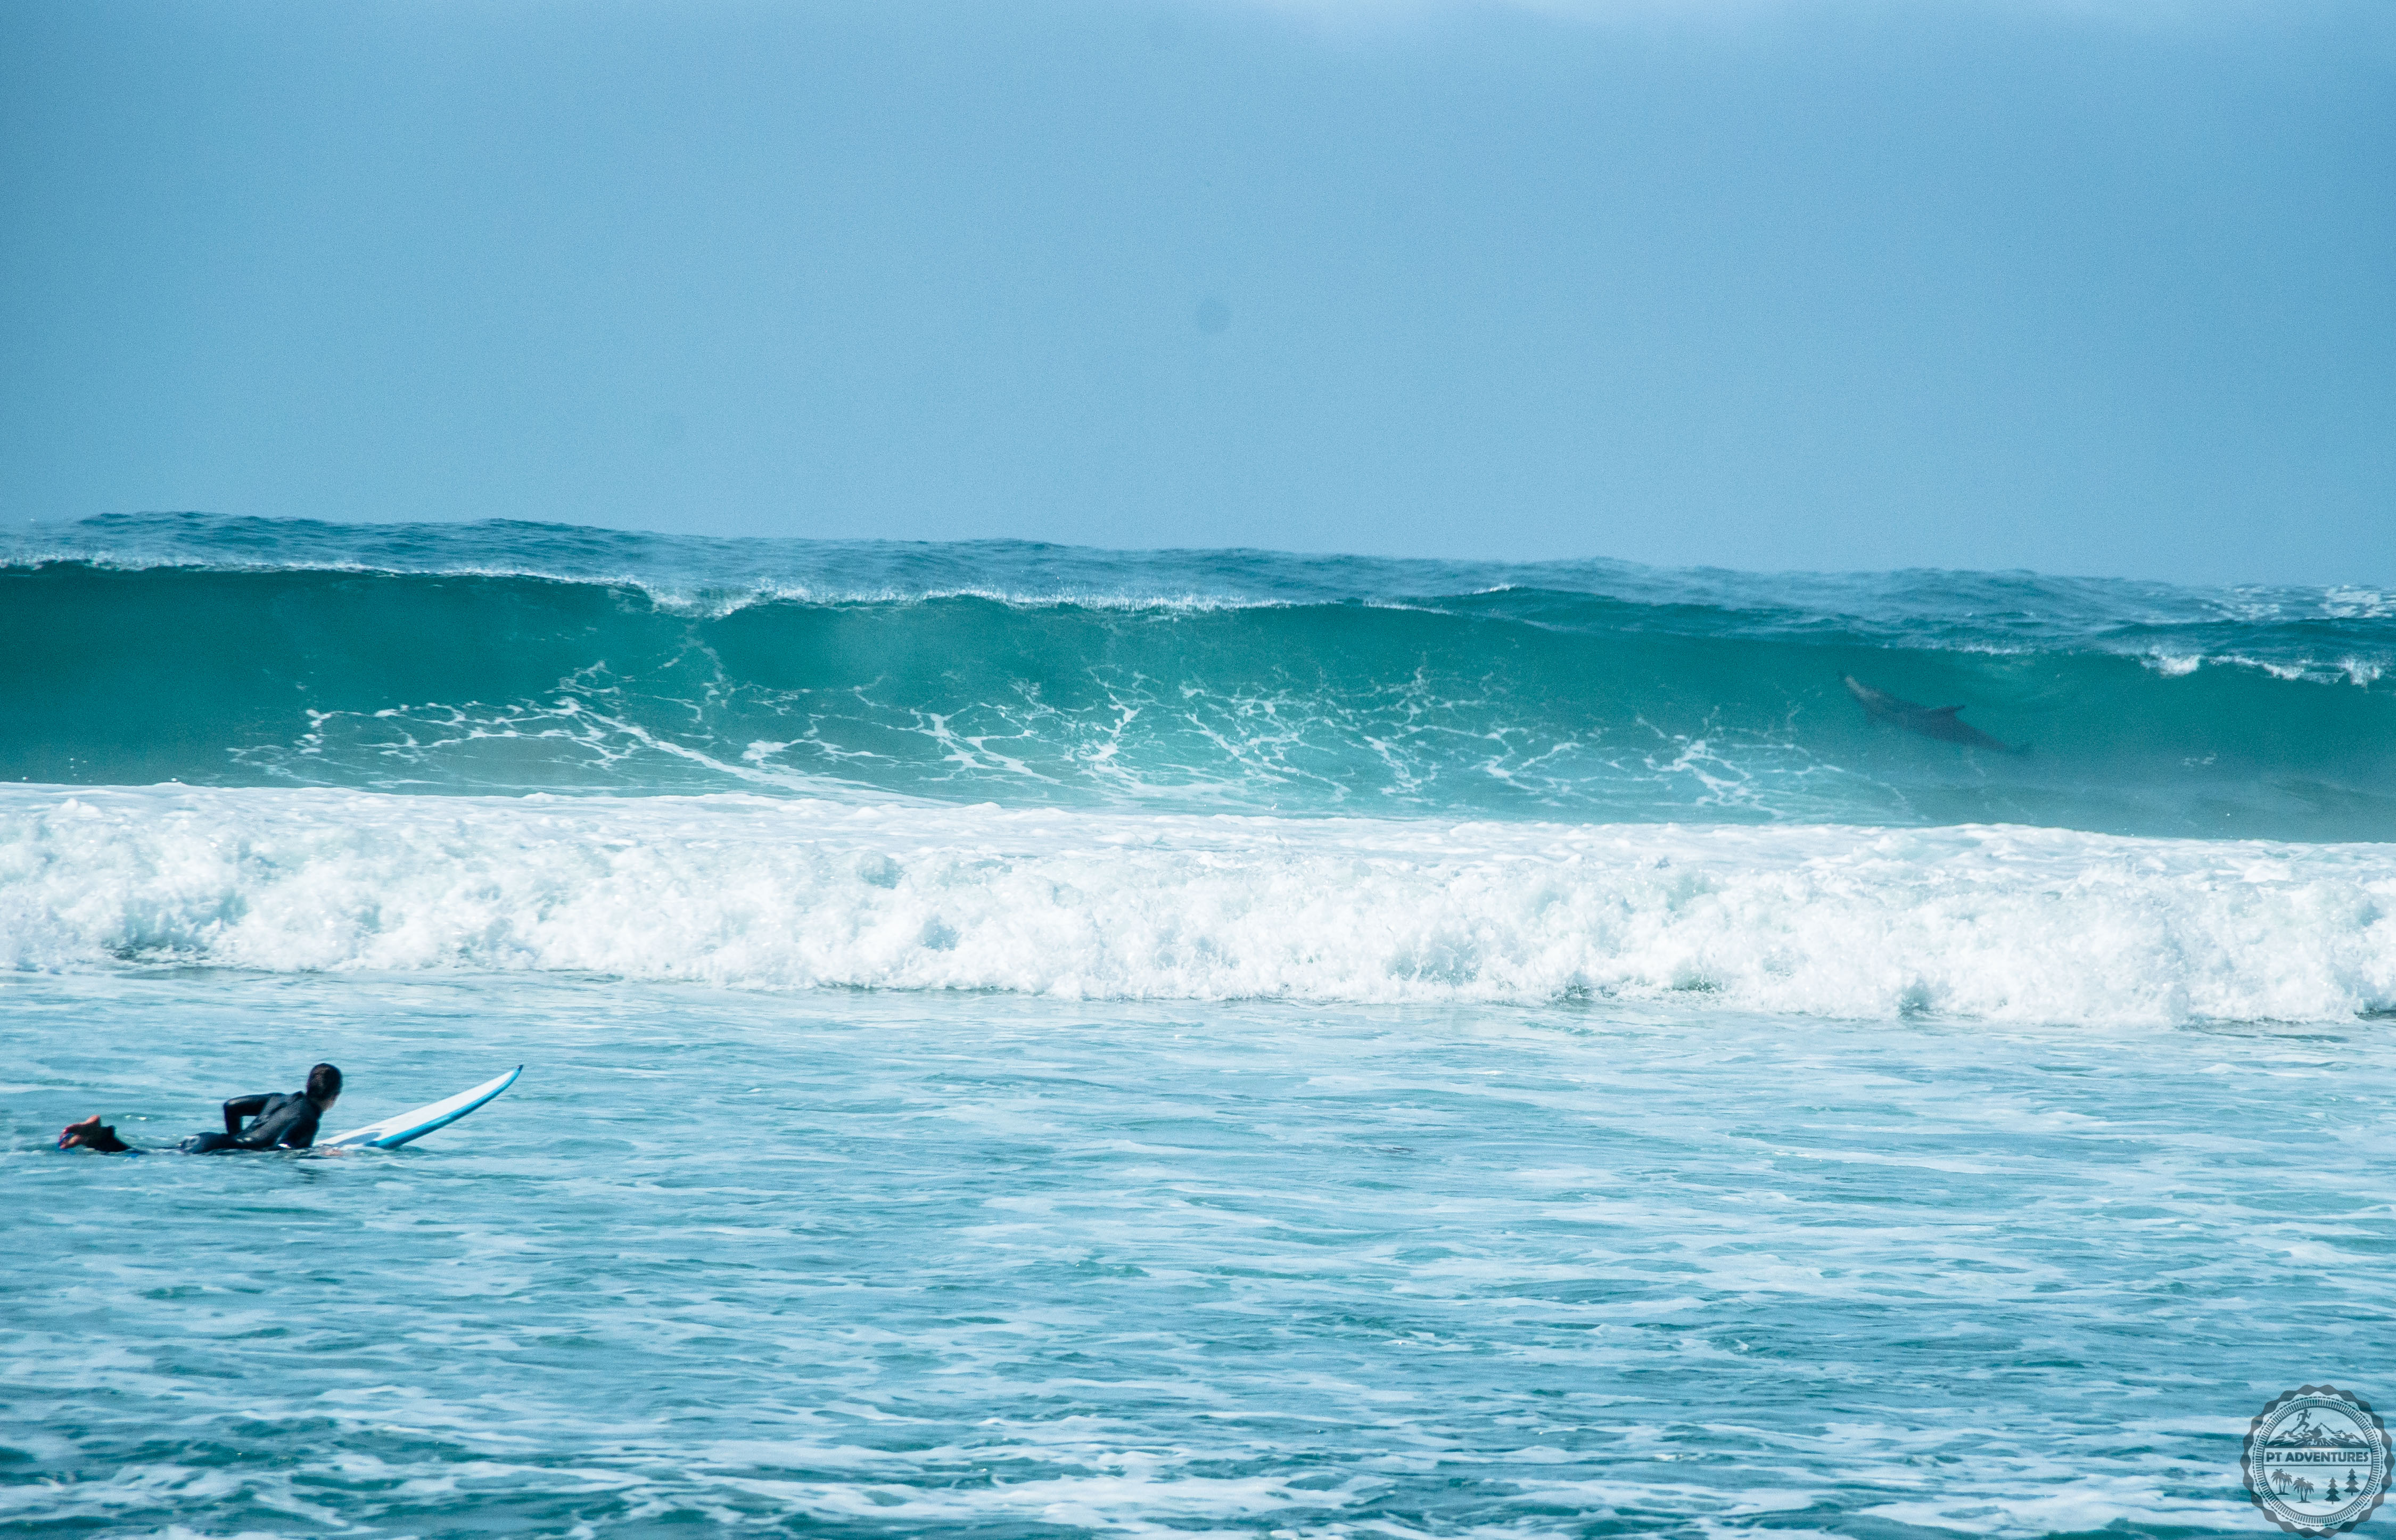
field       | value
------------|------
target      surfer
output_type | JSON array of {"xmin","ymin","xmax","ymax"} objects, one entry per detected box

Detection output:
[{"xmin": 57, "ymin": 1063, "xmax": 343, "ymax": 1154}]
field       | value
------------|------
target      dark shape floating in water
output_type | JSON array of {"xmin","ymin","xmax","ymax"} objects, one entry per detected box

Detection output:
[{"xmin": 1842, "ymin": 675, "xmax": 2027, "ymax": 754}]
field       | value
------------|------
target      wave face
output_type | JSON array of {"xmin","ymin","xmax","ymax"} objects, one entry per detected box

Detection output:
[
  {"xmin": 9, "ymin": 787, "xmax": 2393, "ymax": 1023},
  {"xmin": 5, "ymin": 514, "xmax": 2392, "ymax": 838}
]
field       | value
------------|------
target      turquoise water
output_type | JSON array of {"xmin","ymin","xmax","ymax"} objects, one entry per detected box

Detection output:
[
  {"xmin": 5, "ymin": 514, "xmax": 2392, "ymax": 838},
  {"xmin": 6, "ymin": 515, "xmax": 2394, "ymax": 1536},
  {"xmin": 12, "ymin": 975, "xmax": 2393, "ymax": 1537}
]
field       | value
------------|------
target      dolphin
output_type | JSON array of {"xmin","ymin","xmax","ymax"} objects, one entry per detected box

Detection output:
[{"xmin": 1842, "ymin": 675, "xmax": 2025, "ymax": 753}]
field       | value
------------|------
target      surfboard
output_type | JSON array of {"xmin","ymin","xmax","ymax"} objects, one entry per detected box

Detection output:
[{"xmin": 320, "ymin": 1066, "xmax": 522, "ymax": 1150}]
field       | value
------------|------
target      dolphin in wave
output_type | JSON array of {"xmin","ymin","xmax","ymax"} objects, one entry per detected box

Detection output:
[{"xmin": 1842, "ymin": 675, "xmax": 2027, "ymax": 754}]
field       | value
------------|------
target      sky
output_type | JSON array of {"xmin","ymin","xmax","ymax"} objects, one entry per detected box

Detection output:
[{"xmin": 1, "ymin": 0, "xmax": 2390, "ymax": 583}]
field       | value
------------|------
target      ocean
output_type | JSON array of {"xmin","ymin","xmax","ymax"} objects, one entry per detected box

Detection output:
[{"xmin": 5, "ymin": 513, "xmax": 2392, "ymax": 1537}]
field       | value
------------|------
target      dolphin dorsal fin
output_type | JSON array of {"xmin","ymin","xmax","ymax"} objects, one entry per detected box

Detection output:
[{"xmin": 1931, "ymin": 704, "xmax": 1965, "ymax": 715}]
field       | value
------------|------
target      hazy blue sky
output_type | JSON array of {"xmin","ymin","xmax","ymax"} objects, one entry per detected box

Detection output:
[{"xmin": 3, "ymin": 0, "xmax": 2390, "ymax": 582}]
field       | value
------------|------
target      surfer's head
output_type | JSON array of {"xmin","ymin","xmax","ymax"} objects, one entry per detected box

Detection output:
[{"xmin": 307, "ymin": 1063, "xmax": 343, "ymax": 1106}]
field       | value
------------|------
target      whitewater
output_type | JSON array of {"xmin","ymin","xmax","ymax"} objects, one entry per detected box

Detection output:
[
  {"xmin": 8, "ymin": 789, "xmax": 2394, "ymax": 1022},
  {"xmin": 7, "ymin": 514, "xmax": 2393, "ymax": 1539}
]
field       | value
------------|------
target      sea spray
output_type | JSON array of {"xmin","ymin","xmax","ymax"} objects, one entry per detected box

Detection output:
[{"xmin": 6, "ymin": 787, "xmax": 2390, "ymax": 1023}]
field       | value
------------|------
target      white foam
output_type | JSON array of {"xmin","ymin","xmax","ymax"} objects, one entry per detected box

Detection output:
[
  {"xmin": 3, "ymin": 787, "xmax": 2391, "ymax": 1024},
  {"xmin": 2139, "ymin": 649, "xmax": 2204, "ymax": 678}
]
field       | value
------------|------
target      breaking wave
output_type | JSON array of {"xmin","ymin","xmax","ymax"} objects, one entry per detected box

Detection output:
[
  {"xmin": 2, "ymin": 516, "xmax": 2392, "ymax": 838},
  {"xmin": 5, "ymin": 787, "xmax": 2391, "ymax": 1024}
]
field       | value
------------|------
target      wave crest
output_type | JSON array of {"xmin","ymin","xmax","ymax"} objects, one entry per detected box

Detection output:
[{"xmin": 3, "ymin": 562, "xmax": 2394, "ymax": 837}]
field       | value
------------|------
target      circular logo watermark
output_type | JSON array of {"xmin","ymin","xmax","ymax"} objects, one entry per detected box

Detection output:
[{"xmin": 2244, "ymin": 1386, "xmax": 2390, "ymax": 1536}]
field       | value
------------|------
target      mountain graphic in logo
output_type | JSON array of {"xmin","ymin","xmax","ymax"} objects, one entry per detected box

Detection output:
[{"xmin": 2265, "ymin": 1410, "xmax": 2377, "ymax": 1451}]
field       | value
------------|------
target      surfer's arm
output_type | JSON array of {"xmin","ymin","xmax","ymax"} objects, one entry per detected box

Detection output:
[{"xmin": 221, "ymin": 1093, "xmax": 271, "ymax": 1134}]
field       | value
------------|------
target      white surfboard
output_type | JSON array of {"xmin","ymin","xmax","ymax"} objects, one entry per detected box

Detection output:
[{"xmin": 321, "ymin": 1066, "xmax": 522, "ymax": 1150}]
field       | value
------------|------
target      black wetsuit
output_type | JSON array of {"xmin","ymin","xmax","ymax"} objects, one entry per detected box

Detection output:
[{"xmin": 179, "ymin": 1091, "xmax": 324, "ymax": 1154}]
